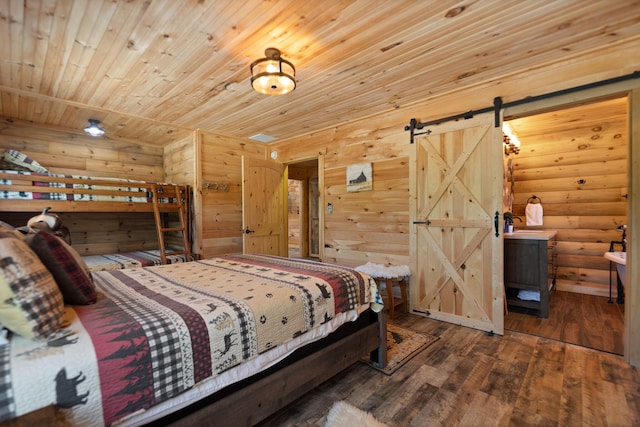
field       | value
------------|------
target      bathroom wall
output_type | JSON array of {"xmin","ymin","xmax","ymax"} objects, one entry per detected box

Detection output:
[{"xmin": 508, "ymin": 97, "xmax": 628, "ymax": 297}]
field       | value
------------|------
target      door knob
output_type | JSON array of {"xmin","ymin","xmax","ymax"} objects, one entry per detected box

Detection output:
[{"xmin": 243, "ymin": 228, "xmax": 255, "ymax": 234}]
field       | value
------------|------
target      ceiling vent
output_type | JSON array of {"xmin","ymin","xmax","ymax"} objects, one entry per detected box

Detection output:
[{"xmin": 249, "ymin": 133, "xmax": 277, "ymax": 143}]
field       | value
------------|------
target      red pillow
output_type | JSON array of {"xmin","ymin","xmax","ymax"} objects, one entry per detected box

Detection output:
[{"xmin": 25, "ymin": 231, "xmax": 97, "ymax": 305}]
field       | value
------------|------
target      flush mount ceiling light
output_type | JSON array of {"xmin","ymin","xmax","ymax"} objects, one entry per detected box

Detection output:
[
  {"xmin": 250, "ymin": 48, "xmax": 296, "ymax": 95},
  {"xmin": 84, "ymin": 119, "xmax": 105, "ymax": 137}
]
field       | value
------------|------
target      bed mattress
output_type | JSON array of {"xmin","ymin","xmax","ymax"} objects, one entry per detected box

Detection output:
[{"xmin": 0, "ymin": 254, "xmax": 379, "ymax": 426}]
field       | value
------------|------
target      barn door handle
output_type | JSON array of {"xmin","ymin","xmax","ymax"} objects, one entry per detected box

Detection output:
[
  {"xmin": 243, "ymin": 228, "xmax": 255, "ymax": 234},
  {"xmin": 413, "ymin": 220, "xmax": 431, "ymax": 225},
  {"xmin": 494, "ymin": 211, "xmax": 500, "ymax": 237}
]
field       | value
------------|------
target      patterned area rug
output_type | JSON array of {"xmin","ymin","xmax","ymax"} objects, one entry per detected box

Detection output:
[{"xmin": 363, "ymin": 323, "xmax": 439, "ymax": 375}]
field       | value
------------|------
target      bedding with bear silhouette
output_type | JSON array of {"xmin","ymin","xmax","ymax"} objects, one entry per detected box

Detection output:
[{"xmin": 0, "ymin": 253, "xmax": 374, "ymax": 426}]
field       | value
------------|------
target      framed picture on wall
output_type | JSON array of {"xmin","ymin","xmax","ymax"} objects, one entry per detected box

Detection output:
[{"xmin": 346, "ymin": 162, "xmax": 372, "ymax": 192}]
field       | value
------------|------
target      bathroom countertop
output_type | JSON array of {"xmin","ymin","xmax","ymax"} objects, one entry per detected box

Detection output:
[{"xmin": 504, "ymin": 230, "xmax": 557, "ymax": 240}]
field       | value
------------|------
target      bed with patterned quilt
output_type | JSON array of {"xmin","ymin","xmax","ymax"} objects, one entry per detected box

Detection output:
[{"xmin": 0, "ymin": 231, "xmax": 384, "ymax": 427}]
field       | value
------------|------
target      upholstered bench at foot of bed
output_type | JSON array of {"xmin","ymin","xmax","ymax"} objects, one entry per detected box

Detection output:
[
  {"xmin": 83, "ymin": 249, "xmax": 186, "ymax": 272},
  {"xmin": 355, "ymin": 262, "xmax": 410, "ymax": 319}
]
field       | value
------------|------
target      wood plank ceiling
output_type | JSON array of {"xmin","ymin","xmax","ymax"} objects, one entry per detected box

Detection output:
[{"xmin": 0, "ymin": 0, "xmax": 639, "ymax": 146}]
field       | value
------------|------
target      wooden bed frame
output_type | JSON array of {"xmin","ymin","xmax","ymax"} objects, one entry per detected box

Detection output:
[
  {"xmin": 2, "ymin": 310, "xmax": 385, "ymax": 427},
  {"xmin": 0, "ymin": 171, "xmax": 188, "ymax": 213},
  {"xmin": 157, "ymin": 309, "xmax": 386, "ymax": 426}
]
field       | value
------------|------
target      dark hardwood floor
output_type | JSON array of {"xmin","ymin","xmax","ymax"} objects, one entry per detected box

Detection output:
[
  {"xmin": 259, "ymin": 311, "xmax": 639, "ymax": 427},
  {"xmin": 505, "ymin": 290, "xmax": 625, "ymax": 355}
]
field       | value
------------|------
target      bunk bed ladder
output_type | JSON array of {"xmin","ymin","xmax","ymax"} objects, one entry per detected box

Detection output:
[{"xmin": 151, "ymin": 184, "xmax": 192, "ymax": 264}]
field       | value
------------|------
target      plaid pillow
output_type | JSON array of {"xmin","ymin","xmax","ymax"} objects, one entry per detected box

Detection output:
[
  {"xmin": 25, "ymin": 231, "xmax": 97, "ymax": 305},
  {"xmin": 1, "ymin": 150, "xmax": 49, "ymax": 174},
  {"xmin": 0, "ymin": 231, "xmax": 64, "ymax": 340}
]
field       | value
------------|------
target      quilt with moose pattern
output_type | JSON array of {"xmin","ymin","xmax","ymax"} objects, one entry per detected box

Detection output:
[{"xmin": 0, "ymin": 254, "xmax": 377, "ymax": 426}]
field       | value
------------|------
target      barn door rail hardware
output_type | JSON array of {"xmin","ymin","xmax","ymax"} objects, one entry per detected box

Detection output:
[
  {"xmin": 405, "ymin": 98, "xmax": 502, "ymax": 144},
  {"xmin": 405, "ymin": 70, "xmax": 640, "ymax": 144},
  {"xmin": 404, "ymin": 118, "xmax": 431, "ymax": 144}
]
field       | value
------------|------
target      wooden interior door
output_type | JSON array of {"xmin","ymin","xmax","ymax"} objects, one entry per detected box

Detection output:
[
  {"xmin": 242, "ymin": 157, "xmax": 288, "ymax": 256},
  {"xmin": 410, "ymin": 113, "xmax": 504, "ymax": 335}
]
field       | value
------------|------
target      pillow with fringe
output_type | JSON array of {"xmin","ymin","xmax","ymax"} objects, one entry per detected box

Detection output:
[{"xmin": 0, "ymin": 230, "xmax": 64, "ymax": 339}]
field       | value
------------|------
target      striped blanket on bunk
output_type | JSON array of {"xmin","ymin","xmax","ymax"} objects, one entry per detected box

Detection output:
[{"xmin": 0, "ymin": 170, "xmax": 154, "ymax": 203}]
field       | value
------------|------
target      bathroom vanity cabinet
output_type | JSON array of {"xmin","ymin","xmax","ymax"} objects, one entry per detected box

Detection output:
[{"xmin": 504, "ymin": 231, "xmax": 557, "ymax": 317}]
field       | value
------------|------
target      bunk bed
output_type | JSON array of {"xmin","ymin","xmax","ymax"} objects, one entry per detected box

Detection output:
[
  {"xmin": 0, "ymin": 169, "xmax": 185, "ymax": 213},
  {"xmin": 0, "ymin": 149, "xmax": 192, "ymax": 265},
  {"xmin": 0, "ymin": 241, "xmax": 385, "ymax": 426}
]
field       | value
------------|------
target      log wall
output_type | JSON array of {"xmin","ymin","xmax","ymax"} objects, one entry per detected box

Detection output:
[{"xmin": 508, "ymin": 97, "xmax": 628, "ymax": 297}]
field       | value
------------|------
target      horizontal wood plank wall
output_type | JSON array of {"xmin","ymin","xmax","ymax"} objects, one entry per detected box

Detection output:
[
  {"xmin": 164, "ymin": 135, "xmax": 198, "ymax": 255},
  {"xmin": 198, "ymin": 131, "xmax": 266, "ymax": 258},
  {"xmin": 164, "ymin": 137, "xmax": 196, "ymax": 185},
  {"xmin": 0, "ymin": 117, "xmax": 167, "ymax": 255},
  {"xmin": 275, "ymin": 125, "xmax": 411, "ymax": 268},
  {"xmin": 0, "ymin": 118, "xmax": 165, "ymax": 180},
  {"xmin": 509, "ymin": 97, "xmax": 628, "ymax": 297}
]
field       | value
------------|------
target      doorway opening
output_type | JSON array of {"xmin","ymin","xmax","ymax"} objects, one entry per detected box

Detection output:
[
  {"xmin": 503, "ymin": 95, "xmax": 628, "ymax": 355},
  {"xmin": 287, "ymin": 159, "xmax": 320, "ymax": 259}
]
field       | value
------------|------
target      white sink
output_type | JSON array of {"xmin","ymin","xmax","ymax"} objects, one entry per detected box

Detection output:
[
  {"xmin": 604, "ymin": 251, "xmax": 626, "ymax": 265},
  {"xmin": 604, "ymin": 251, "xmax": 626, "ymax": 288}
]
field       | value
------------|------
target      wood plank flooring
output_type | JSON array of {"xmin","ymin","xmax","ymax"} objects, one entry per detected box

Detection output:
[
  {"xmin": 258, "ymin": 312, "xmax": 639, "ymax": 426},
  {"xmin": 505, "ymin": 290, "xmax": 625, "ymax": 355}
]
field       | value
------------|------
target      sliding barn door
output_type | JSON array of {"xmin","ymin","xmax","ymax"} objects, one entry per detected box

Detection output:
[
  {"xmin": 242, "ymin": 157, "xmax": 288, "ymax": 256},
  {"xmin": 410, "ymin": 113, "xmax": 504, "ymax": 334}
]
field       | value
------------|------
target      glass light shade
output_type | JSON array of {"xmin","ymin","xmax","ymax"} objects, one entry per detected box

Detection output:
[
  {"xmin": 250, "ymin": 49, "xmax": 296, "ymax": 95},
  {"xmin": 84, "ymin": 119, "xmax": 105, "ymax": 137}
]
